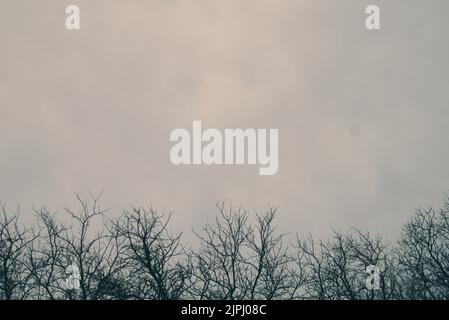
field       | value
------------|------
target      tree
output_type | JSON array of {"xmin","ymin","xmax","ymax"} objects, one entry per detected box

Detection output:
[
  {"xmin": 0, "ymin": 204, "xmax": 36, "ymax": 300},
  {"xmin": 296, "ymin": 229, "xmax": 397, "ymax": 300},
  {"xmin": 3, "ymin": 192, "xmax": 449, "ymax": 300},
  {"xmin": 30, "ymin": 193, "xmax": 125, "ymax": 300},
  {"xmin": 397, "ymin": 201, "xmax": 449, "ymax": 299},
  {"xmin": 113, "ymin": 206, "xmax": 188, "ymax": 299},
  {"xmin": 188, "ymin": 203, "xmax": 304, "ymax": 300}
]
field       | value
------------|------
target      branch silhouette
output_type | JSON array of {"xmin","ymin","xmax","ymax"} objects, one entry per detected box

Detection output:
[{"xmin": 1, "ymin": 194, "xmax": 449, "ymax": 300}]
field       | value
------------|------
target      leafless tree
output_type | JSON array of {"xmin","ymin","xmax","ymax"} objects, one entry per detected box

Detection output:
[
  {"xmin": 28, "ymin": 208, "xmax": 68, "ymax": 299},
  {"xmin": 397, "ymin": 201, "xmax": 449, "ymax": 299},
  {"xmin": 0, "ymin": 204, "xmax": 36, "ymax": 300},
  {"xmin": 112, "ymin": 206, "xmax": 188, "ymax": 299},
  {"xmin": 188, "ymin": 204, "xmax": 304, "ymax": 300},
  {"xmin": 245, "ymin": 209, "xmax": 305, "ymax": 299},
  {"xmin": 3, "ymin": 192, "xmax": 449, "ymax": 300},
  {"xmin": 296, "ymin": 229, "xmax": 397, "ymax": 300},
  {"xmin": 187, "ymin": 204, "xmax": 250, "ymax": 299},
  {"xmin": 29, "ymin": 193, "xmax": 125, "ymax": 300}
]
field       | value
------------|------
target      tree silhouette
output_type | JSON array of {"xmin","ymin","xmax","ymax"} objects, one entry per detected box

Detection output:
[
  {"xmin": 1, "ymin": 193, "xmax": 449, "ymax": 300},
  {"xmin": 397, "ymin": 202, "xmax": 449, "ymax": 299},
  {"xmin": 30, "ymin": 193, "xmax": 124, "ymax": 300},
  {"xmin": 296, "ymin": 229, "xmax": 398, "ymax": 300},
  {"xmin": 188, "ymin": 204, "xmax": 305, "ymax": 300},
  {"xmin": 0, "ymin": 204, "xmax": 35, "ymax": 299},
  {"xmin": 112, "ymin": 207, "xmax": 188, "ymax": 299}
]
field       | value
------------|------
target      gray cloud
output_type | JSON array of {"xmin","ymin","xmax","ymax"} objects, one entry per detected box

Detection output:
[{"xmin": 1, "ymin": 0, "xmax": 449, "ymax": 240}]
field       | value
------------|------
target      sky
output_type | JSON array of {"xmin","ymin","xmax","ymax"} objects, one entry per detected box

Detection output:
[{"xmin": 1, "ymin": 0, "xmax": 449, "ymax": 241}]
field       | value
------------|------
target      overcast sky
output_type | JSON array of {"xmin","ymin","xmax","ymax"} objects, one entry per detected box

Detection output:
[{"xmin": 1, "ymin": 0, "xmax": 449, "ymax": 240}]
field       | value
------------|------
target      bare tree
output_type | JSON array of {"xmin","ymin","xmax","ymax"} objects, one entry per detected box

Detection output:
[
  {"xmin": 246, "ymin": 209, "xmax": 305, "ymax": 299},
  {"xmin": 29, "ymin": 193, "xmax": 125, "ymax": 300},
  {"xmin": 350, "ymin": 229, "xmax": 399, "ymax": 300},
  {"xmin": 189, "ymin": 204, "xmax": 303, "ymax": 300},
  {"xmin": 0, "ymin": 204, "xmax": 36, "ymax": 300},
  {"xmin": 113, "ymin": 206, "xmax": 188, "ymax": 300},
  {"xmin": 397, "ymin": 201, "xmax": 449, "ymax": 299},
  {"xmin": 28, "ymin": 208, "xmax": 68, "ymax": 299},
  {"xmin": 3, "ymin": 192, "xmax": 449, "ymax": 300},
  {"xmin": 296, "ymin": 232, "xmax": 354, "ymax": 300},
  {"xmin": 296, "ymin": 229, "xmax": 396, "ymax": 300}
]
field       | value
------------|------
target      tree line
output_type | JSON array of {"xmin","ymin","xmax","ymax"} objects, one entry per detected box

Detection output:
[{"xmin": 1, "ymin": 193, "xmax": 449, "ymax": 300}]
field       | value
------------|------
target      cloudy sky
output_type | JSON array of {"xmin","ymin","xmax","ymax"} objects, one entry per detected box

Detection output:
[{"xmin": 1, "ymin": 0, "xmax": 449, "ymax": 240}]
